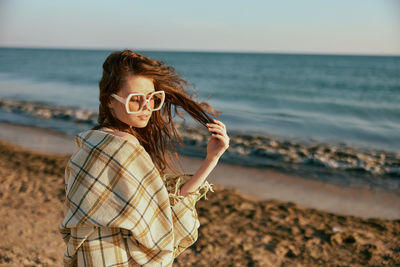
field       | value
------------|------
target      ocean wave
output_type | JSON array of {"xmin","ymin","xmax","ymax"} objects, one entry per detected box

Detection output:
[
  {"xmin": 176, "ymin": 123, "xmax": 400, "ymax": 179},
  {"xmin": 0, "ymin": 98, "xmax": 97, "ymax": 123},
  {"xmin": 1, "ymin": 97, "xmax": 399, "ymax": 189}
]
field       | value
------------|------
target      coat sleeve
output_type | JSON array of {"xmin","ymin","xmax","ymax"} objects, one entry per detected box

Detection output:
[{"xmin": 161, "ymin": 173, "xmax": 214, "ymax": 257}]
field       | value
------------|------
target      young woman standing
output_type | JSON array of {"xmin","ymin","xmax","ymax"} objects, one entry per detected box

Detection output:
[{"xmin": 59, "ymin": 50, "xmax": 229, "ymax": 266}]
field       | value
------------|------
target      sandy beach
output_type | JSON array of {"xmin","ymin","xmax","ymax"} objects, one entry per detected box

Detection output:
[{"xmin": 0, "ymin": 122, "xmax": 399, "ymax": 266}]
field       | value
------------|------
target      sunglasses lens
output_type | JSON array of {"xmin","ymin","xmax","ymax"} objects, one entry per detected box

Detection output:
[
  {"xmin": 126, "ymin": 92, "xmax": 164, "ymax": 113},
  {"xmin": 127, "ymin": 95, "xmax": 146, "ymax": 112},
  {"xmin": 151, "ymin": 92, "xmax": 164, "ymax": 110}
]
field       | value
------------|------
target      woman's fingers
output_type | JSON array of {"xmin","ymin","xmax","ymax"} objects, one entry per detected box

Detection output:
[
  {"xmin": 211, "ymin": 119, "xmax": 226, "ymax": 130},
  {"xmin": 211, "ymin": 133, "xmax": 230, "ymax": 148},
  {"xmin": 208, "ymin": 120, "xmax": 229, "ymax": 136},
  {"xmin": 207, "ymin": 127, "xmax": 225, "ymax": 136},
  {"xmin": 215, "ymin": 119, "xmax": 227, "ymax": 129},
  {"xmin": 207, "ymin": 120, "xmax": 229, "ymax": 145},
  {"xmin": 206, "ymin": 120, "xmax": 230, "ymax": 159},
  {"xmin": 208, "ymin": 122, "xmax": 229, "ymax": 146},
  {"xmin": 212, "ymin": 119, "xmax": 224, "ymax": 125},
  {"xmin": 207, "ymin": 121, "xmax": 227, "ymax": 133}
]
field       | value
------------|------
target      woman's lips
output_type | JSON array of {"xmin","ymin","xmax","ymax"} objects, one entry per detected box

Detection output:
[{"xmin": 138, "ymin": 115, "xmax": 150, "ymax": 120}]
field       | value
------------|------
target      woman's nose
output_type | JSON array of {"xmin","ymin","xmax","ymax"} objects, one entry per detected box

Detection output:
[{"xmin": 142, "ymin": 99, "xmax": 151, "ymax": 111}]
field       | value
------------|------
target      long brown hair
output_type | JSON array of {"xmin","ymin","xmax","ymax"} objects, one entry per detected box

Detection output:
[{"xmin": 92, "ymin": 49, "xmax": 219, "ymax": 174}]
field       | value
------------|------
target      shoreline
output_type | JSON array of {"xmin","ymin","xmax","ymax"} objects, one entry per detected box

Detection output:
[
  {"xmin": 2, "ymin": 97, "xmax": 400, "ymax": 187},
  {"xmin": 1, "ymin": 121, "xmax": 400, "ymax": 219}
]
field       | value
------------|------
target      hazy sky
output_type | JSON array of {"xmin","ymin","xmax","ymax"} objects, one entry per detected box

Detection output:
[{"xmin": 1, "ymin": 0, "xmax": 399, "ymax": 55}]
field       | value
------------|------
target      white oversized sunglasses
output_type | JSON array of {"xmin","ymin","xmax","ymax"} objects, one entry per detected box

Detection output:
[{"xmin": 111, "ymin": 91, "xmax": 165, "ymax": 114}]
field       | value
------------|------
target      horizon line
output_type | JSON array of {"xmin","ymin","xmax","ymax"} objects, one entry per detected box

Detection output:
[{"xmin": 1, "ymin": 45, "xmax": 399, "ymax": 57}]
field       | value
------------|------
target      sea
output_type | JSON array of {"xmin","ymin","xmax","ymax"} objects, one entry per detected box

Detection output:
[{"xmin": 0, "ymin": 47, "xmax": 399, "ymax": 193}]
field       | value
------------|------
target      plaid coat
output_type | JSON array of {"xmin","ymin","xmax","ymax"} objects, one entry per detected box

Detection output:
[{"xmin": 59, "ymin": 129, "xmax": 213, "ymax": 267}]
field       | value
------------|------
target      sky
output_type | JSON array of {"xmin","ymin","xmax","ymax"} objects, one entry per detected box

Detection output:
[{"xmin": 0, "ymin": 0, "xmax": 399, "ymax": 55}]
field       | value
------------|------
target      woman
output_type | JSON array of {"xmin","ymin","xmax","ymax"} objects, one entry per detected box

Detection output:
[{"xmin": 59, "ymin": 50, "xmax": 229, "ymax": 266}]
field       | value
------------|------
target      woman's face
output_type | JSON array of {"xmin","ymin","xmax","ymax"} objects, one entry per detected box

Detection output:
[{"xmin": 108, "ymin": 75, "xmax": 155, "ymax": 128}]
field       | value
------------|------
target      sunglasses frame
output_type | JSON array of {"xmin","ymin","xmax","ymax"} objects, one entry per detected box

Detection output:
[{"xmin": 111, "ymin": 90, "xmax": 165, "ymax": 114}]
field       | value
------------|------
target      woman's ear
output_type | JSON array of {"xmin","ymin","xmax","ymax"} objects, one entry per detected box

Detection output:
[
  {"xmin": 107, "ymin": 99, "xmax": 117, "ymax": 117},
  {"xmin": 107, "ymin": 98, "xmax": 113, "ymax": 109}
]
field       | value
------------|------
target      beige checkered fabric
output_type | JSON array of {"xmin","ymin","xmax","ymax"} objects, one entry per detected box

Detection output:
[{"xmin": 59, "ymin": 129, "xmax": 213, "ymax": 266}]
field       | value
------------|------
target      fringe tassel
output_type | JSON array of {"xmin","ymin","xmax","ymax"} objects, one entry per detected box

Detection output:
[{"xmin": 162, "ymin": 173, "xmax": 214, "ymax": 206}]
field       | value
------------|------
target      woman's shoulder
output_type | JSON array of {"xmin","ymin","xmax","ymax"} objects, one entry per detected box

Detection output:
[
  {"xmin": 112, "ymin": 131, "xmax": 139, "ymax": 145},
  {"xmin": 98, "ymin": 127, "xmax": 140, "ymax": 147}
]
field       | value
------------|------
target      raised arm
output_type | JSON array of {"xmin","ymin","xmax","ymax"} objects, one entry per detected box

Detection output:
[
  {"xmin": 179, "ymin": 119, "xmax": 229, "ymax": 197},
  {"xmin": 108, "ymin": 120, "xmax": 229, "ymax": 198}
]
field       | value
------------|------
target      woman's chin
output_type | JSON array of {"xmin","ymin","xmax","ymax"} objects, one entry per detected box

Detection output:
[{"xmin": 130, "ymin": 120, "xmax": 150, "ymax": 128}]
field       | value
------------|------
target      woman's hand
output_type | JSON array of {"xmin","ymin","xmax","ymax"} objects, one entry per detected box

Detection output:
[
  {"xmin": 179, "ymin": 119, "xmax": 228, "ymax": 196},
  {"xmin": 206, "ymin": 119, "xmax": 229, "ymax": 161}
]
